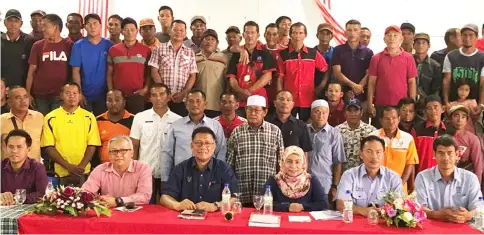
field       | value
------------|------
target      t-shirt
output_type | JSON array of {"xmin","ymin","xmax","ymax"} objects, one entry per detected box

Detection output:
[
  {"xmin": 29, "ymin": 39, "xmax": 72, "ymax": 97},
  {"xmin": 70, "ymin": 38, "xmax": 113, "ymax": 102},
  {"xmin": 1, "ymin": 32, "xmax": 35, "ymax": 87}
]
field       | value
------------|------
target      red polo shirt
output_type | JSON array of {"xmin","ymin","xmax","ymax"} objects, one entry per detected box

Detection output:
[
  {"xmin": 214, "ymin": 115, "xmax": 246, "ymax": 138},
  {"xmin": 328, "ymin": 99, "xmax": 345, "ymax": 127},
  {"xmin": 108, "ymin": 41, "xmax": 151, "ymax": 96},
  {"xmin": 368, "ymin": 48, "xmax": 417, "ymax": 106},
  {"xmin": 277, "ymin": 44, "xmax": 328, "ymax": 107},
  {"xmin": 262, "ymin": 44, "xmax": 285, "ymax": 105}
]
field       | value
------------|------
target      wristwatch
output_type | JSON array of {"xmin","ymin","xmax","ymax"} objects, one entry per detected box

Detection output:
[
  {"xmin": 115, "ymin": 197, "xmax": 124, "ymax": 207},
  {"xmin": 214, "ymin": 201, "xmax": 221, "ymax": 211}
]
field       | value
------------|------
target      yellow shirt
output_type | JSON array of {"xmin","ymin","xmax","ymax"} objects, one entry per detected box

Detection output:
[
  {"xmin": 1, "ymin": 110, "xmax": 44, "ymax": 161},
  {"xmin": 41, "ymin": 107, "xmax": 101, "ymax": 177}
]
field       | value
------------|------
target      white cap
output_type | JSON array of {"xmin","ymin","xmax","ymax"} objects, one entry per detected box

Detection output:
[
  {"xmin": 247, "ymin": 95, "xmax": 266, "ymax": 108},
  {"xmin": 311, "ymin": 99, "xmax": 329, "ymax": 110}
]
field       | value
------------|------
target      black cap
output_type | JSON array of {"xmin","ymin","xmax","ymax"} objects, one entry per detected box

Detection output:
[
  {"xmin": 225, "ymin": 26, "xmax": 240, "ymax": 34},
  {"xmin": 202, "ymin": 29, "xmax": 218, "ymax": 41},
  {"xmin": 344, "ymin": 98, "xmax": 362, "ymax": 110},
  {"xmin": 400, "ymin": 23, "xmax": 415, "ymax": 33},
  {"xmin": 424, "ymin": 95, "xmax": 442, "ymax": 106},
  {"xmin": 30, "ymin": 10, "xmax": 46, "ymax": 17},
  {"xmin": 5, "ymin": 9, "xmax": 22, "ymax": 20}
]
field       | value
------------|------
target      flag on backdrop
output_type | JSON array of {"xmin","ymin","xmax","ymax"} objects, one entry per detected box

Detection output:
[
  {"xmin": 78, "ymin": 0, "xmax": 110, "ymax": 37},
  {"xmin": 315, "ymin": 0, "xmax": 347, "ymax": 45}
]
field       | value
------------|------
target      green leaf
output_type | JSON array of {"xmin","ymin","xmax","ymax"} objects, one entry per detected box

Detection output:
[
  {"xmin": 94, "ymin": 206, "xmax": 101, "ymax": 217},
  {"xmin": 65, "ymin": 206, "xmax": 78, "ymax": 217}
]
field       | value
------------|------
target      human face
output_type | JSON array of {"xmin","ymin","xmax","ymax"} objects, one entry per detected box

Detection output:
[
  {"xmin": 8, "ymin": 88, "xmax": 29, "ymax": 112},
  {"xmin": 326, "ymin": 84, "xmax": 343, "ymax": 102},
  {"xmin": 246, "ymin": 105, "xmax": 267, "ymax": 126},
  {"xmin": 384, "ymin": 31, "xmax": 403, "ymax": 49},
  {"xmin": 284, "ymin": 154, "xmax": 304, "ymax": 177},
  {"xmin": 434, "ymin": 145, "xmax": 457, "ymax": 171},
  {"xmin": 108, "ymin": 18, "xmax": 121, "ymax": 36},
  {"xmin": 66, "ymin": 15, "xmax": 82, "ymax": 34},
  {"xmin": 4, "ymin": 17, "xmax": 23, "ymax": 35},
  {"xmin": 190, "ymin": 20, "xmax": 206, "ymax": 38},
  {"xmin": 462, "ymin": 30, "xmax": 477, "ymax": 48},
  {"xmin": 399, "ymin": 103, "xmax": 415, "ymax": 123},
  {"xmin": 345, "ymin": 24, "xmax": 361, "ymax": 42},
  {"xmin": 191, "ymin": 133, "xmax": 216, "ymax": 163},
  {"xmin": 149, "ymin": 87, "xmax": 169, "ymax": 109},
  {"xmin": 61, "ymin": 85, "xmax": 81, "ymax": 107},
  {"xmin": 226, "ymin": 32, "xmax": 240, "ymax": 47},
  {"xmin": 42, "ymin": 19, "xmax": 58, "ymax": 39},
  {"xmin": 220, "ymin": 94, "xmax": 238, "ymax": 115},
  {"xmin": 6, "ymin": 136, "xmax": 30, "ymax": 164},
  {"xmin": 140, "ymin": 26, "xmax": 155, "ymax": 41},
  {"xmin": 414, "ymin": 39, "xmax": 429, "ymax": 54},
  {"xmin": 425, "ymin": 101, "xmax": 443, "ymax": 123},
  {"xmin": 30, "ymin": 15, "xmax": 43, "ymax": 33},
  {"xmin": 344, "ymin": 107, "xmax": 362, "ymax": 125},
  {"xmin": 278, "ymin": 19, "xmax": 291, "ymax": 36},
  {"xmin": 243, "ymin": 25, "xmax": 259, "ymax": 45},
  {"xmin": 170, "ymin": 22, "xmax": 187, "ymax": 42},
  {"xmin": 457, "ymin": 84, "xmax": 471, "ymax": 100},
  {"xmin": 317, "ymin": 29, "xmax": 332, "ymax": 45},
  {"xmin": 380, "ymin": 109, "xmax": 399, "ymax": 134},
  {"xmin": 450, "ymin": 31, "xmax": 462, "ymax": 48},
  {"xmin": 106, "ymin": 90, "xmax": 125, "ymax": 115},
  {"xmin": 310, "ymin": 106, "xmax": 329, "ymax": 127},
  {"xmin": 274, "ymin": 91, "xmax": 294, "ymax": 114},
  {"xmin": 264, "ymin": 27, "xmax": 279, "ymax": 48},
  {"xmin": 85, "ymin": 18, "xmax": 101, "ymax": 37},
  {"xmin": 186, "ymin": 92, "xmax": 206, "ymax": 116},
  {"xmin": 158, "ymin": 9, "xmax": 173, "ymax": 28},
  {"xmin": 290, "ymin": 25, "xmax": 307, "ymax": 44},
  {"xmin": 108, "ymin": 139, "xmax": 133, "ymax": 168},
  {"xmin": 122, "ymin": 23, "xmax": 138, "ymax": 42},
  {"xmin": 360, "ymin": 140, "xmax": 384, "ymax": 171},
  {"xmin": 202, "ymin": 35, "xmax": 218, "ymax": 53},
  {"xmin": 360, "ymin": 29, "xmax": 371, "ymax": 46},
  {"xmin": 401, "ymin": 29, "xmax": 414, "ymax": 45},
  {"xmin": 451, "ymin": 110, "xmax": 468, "ymax": 130}
]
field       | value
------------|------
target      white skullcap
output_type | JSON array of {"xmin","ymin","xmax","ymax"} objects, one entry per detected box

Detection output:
[
  {"xmin": 247, "ymin": 95, "xmax": 266, "ymax": 108},
  {"xmin": 311, "ymin": 99, "xmax": 329, "ymax": 110}
]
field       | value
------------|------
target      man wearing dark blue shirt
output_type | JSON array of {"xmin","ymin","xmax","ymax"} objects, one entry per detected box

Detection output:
[{"xmin": 161, "ymin": 126, "xmax": 237, "ymax": 212}]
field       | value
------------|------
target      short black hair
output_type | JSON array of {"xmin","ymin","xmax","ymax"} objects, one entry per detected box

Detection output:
[
  {"xmin": 158, "ymin": 5, "xmax": 174, "ymax": 17},
  {"xmin": 192, "ymin": 126, "xmax": 216, "ymax": 141},
  {"xmin": 361, "ymin": 27, "xmax": 370, "ymax": 31},
  {"xmin": 219, "ymin": 92, "xmax": 239, "ymax": 102},
  {"xmin": 188, "ymin": 89, "xmax": 206, "ymax": 101},
  {"xmin": 444, "ymin": 28, "xmax": 460, "ymax": 45},
  {"xmin": 265, "ymin": 23, "xmax": 277, "ymax": 34},
  {"xmin": 275, "ymin": 16, "xmax": 291, "ymax": 27},
  {"xmin": 171, "ymin": 19, "xmax": 187, "ymax": 30},
  {"xmin": 62, "ymin": 82, "xmax": 81, "ymax": 93},
  {"xmin": 121, "ymin": 17, "xmax": 137, "ymax": 29},
  {"xmin": 397, "ymin": 97, "xmax": 416, "ymax": 109},
  {"xmin": 107, "ymin": 89, "xmax": 125, "ymax": 99},
  {"xmin": 149, "ymin": 83, "xmax": 171, "ymax": 95},
  {"xmin": 67, "ymin": 13, "xmax": 83, "ymax": 24},
  {"xmin": 108, "ymin": 14, "xmax": 123, "ymax": 23},
  {"xmin": 380, "ymin": 106, "xmax": 398, "ymax": 119},
  {"xmin": 275, "ymin": 89, "xmax": 293, "ymax": 99},
  {"xmin": 455, "ymin": 78, "xmax": 471, "ymax": 89},
  {"xmin": 43, "ymin": 14, "xmax": 63, "ymax": 32},
  {"xmin": 5, "ymin": 129, "xmax": 32, "ymax": 147},
  {"xmin": 345, "ymin": 19, "xmax": 361, "ymax": 27},
  {"xmin": 327, "ymin": 80, "xmax": 343, "ymax": 90},
  {"xmin": 289, "ymin": 22, "xmax": 307, "ymax": 35},
  {"xmin": 243, "ymin": 21, "xmax": 259, "ymax": 34},
  {"xmin": 84, "ymin": 13, "xmax": 102, "ymax": 25},
  {"xmin": 433, "ymin": 134, "xmax": 458, "ymax": 152},
  {"xmin": 360, "ymin": 135, "xmax": 385, "ymax": 151}
]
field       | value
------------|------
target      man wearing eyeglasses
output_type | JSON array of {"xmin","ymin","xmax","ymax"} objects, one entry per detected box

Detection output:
[
  {"xmin": 161, "ymin": 126, "xmax": 237, "ymax": 212},
  {"xmin": 82, "ymin": 135, "xmax": 152, "ymax": 208}
]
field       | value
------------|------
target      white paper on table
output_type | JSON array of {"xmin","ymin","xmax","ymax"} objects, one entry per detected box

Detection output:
[
  {"xmin": 288, "ymin": 215, "xmax": 312, "ymax": 222},
  {"xmin": 115, "ymin": 206, "xmax": 143, "ymax": 212},
  {"xmin": 248, "ymin": 213, "xmax": 281, "ymax": 227},
  {"xmin": 310, "ymin": 210, "xmax": 343, "ymax": 220}
]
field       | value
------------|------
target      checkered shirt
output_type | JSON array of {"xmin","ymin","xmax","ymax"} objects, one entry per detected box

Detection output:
[
  {"xmin": 1, "ymin": 204, "xmax": 36, "ymax": 235},
  {"xmin": 227, "ymin": 121, "xmax": 284, "ymax": 204}
]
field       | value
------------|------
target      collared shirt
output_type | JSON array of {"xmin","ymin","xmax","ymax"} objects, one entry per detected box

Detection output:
[
  {"xmin": 336, "ymin": 165, "xmax": 403, "ymax": 207},
  {"xmin": 140, "ymin": 37, "xmax": 161, "ymax": 51},
  {"xmin": 414, "ymin": 55, "xmax": 442, "ymax": 96},
  {"xmin": 195, "ymin": 51, "xmax": 229, "ymax": 111},
  {"xmin": 96, "ymin": 111, "xmax": 134, "ymax": 164},
  {"xmin": 163, "ymin": 157, "xmax": 238, "ymax": 203},
  {"xmin": 66, "ymin": 34, "xmax": 84, "ymax": 44},
  {"xmin": 336, "ymin": 121, "xmax": 377, "ymax": 172},
  {"xmin": 368, "ymin": 48, "xmax": 418, "ymax": 106},
  {"xmin": 214, "ymin": 115, "xmax": 246, "ymax": 139},
  {"xmin": 277, "ymin": 44, "xmax": 328, "ymax": 107},
  {"xmin": 328, "ymin": 99, "xmax": 346, "ymax": 127},
  {"xmin": 1, "ymin": 32, "xmax": 35, "ymax": 87},
  {"xmin": 148, "ymin": 41, "xmax": 198, "ymax": 94},
  {"xmin": 40, "ymin": 106, "xmax": 101, "ymax": 177},
  {"xmin": 161, "ymin": 115, "xmax": 227, "ymax": 182},
  {"xmin": 1, "ymin": 158, "xmax": 48, "ymax": 204},
  {"xmin": 82, "ymin": 160, "xmax": 152, "ymax": 205},
  {"xmin": 267, "ymin": 115, "xmax": 312, "ymax": 152},
  {"xmin": 415, "ymin": 166, "xmax": 482, "ymax": 211},
  {"xmin": 130, "ymin": 109, "xmax": 181, "ymax": 179},
  {"xmin": 308, "ymin": 124, "xmax": 346, "ymax": 194},
  {"xmin": 415, "ymin": 121, "xmax": 456, "ymax": 173},
  {"xmin": 184, "ymin": 38, "xmax": 201, "ymax": 54},
  {"xmin": 455, "ymin": 130, "xmax": 483, "ymax": 183},
  {"xmin": 227, "ymin": 121, "xmax": 284, "ymax": 204},
  {"xmin": 1, "ymin": 110, "xmax": 44, "ymax": 162}
]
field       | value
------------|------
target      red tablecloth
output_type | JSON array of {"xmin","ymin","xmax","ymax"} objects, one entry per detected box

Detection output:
[{"xmin": 18, "ymin": 205, "xmax": 481, "ymax": 234}]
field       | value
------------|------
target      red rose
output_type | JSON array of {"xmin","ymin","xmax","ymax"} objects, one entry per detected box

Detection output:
[
  {"xmin": 63, "ymin": 187, "xmax": 75, "ymax": 197},
  {"xmin": 80, "ymin": 191, "xmax": 95, "ymax": 203}
]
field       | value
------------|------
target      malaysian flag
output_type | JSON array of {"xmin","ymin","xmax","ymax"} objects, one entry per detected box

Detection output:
[
  {"xmin": 315, "ymin": 0, "xmax": 347, "ymax": 45},
  {"xmin": 78, "ymin": 0, "xmax": 110, "ymax": 37}
]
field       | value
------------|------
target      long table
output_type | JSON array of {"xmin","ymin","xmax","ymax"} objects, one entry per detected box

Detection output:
[{"xmin": 17, "ymin": 205, "xmax": 481, "ymax": 234}]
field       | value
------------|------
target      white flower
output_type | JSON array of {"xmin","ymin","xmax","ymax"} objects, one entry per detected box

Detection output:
[
  {"xmin": 59, "ymin": 199, "xmax": 64, "ymax": 203},
  {"xmin": 69, "ymin": 196, "xmax": 74, "ymax": 200},
  {"xmin": 60, "ymin": 205, "xmax": 65, "ymax": 209},
  {"xmin": 77, "ymin": 202, "xmax": 84, "ymax": 209},
  {"xmin": 72, "ymin": 203, "xmax": 76, "ymax": 207},
  {"xmin": 403, "ymin": 212, "xmax": 413, "ymax": 222},
  {"xmin": 394, "ymin": 198, "xmax": 404, "ymax": 210},
  {"xmin": 75, "ymin": 197, "xmax": 80, "ymax": 202}
]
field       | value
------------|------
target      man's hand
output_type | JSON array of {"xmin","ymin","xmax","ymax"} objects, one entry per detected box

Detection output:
[
  {"xmin": 239, "ymin": 50, "xmax": 249, "ymax": 65},
  {"xmin": 352, "ymin": 83, "xmax": 364, "ymax": 95},
  {"xmin": 0, "ymin": 192, "xmax": 15, "ymax": 206},
  {"xmin": 439, "ymin": 207, "xmax": 469, "ymax": 223},
  {"xmin": 444, "ymin": 103, "xmax": 452, "ymax": 112},
  {"xmin": 29, "ymin": 95, "xmax": 36, "ymax": 108},
  {"xmin": 65, "ymin": 163, "xmax": 85, "ymax": 175},
  {"xmin": 134, "ymin": 86, "xmax": 149, "ymax": 97},
  {"xmin": 172, "ymin": 90, "xmax": 187, "ymax": 103},
  {"xmin": 368, "ymin": 104, "xmax": 376, "ymax": 117},
  {"xmin": 99, "ymin": 196, "xmax": 117, "ymax": 208},
  {"xmin": 473, "ymin": 105, "xmax": 483, "ymax": 116},
  {"xmin": 196, "ymin": 201, "xmax": 218, "ymax": 212},
  {"xmin": 175, "ymin": 199, "xmax": 196, "ymax": 211},
  {"xmin": 330, "ymin": 188, "xmax": 337, "ymax": 202},
  {"xmin": 289, "ymin": 203, "xmax": 304, "ymax": 212},
  {"xmin": 238, "ymin": 89, "xmax": 252, "ymax": 101}
]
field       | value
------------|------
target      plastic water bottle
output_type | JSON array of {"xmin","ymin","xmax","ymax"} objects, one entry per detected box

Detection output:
[
  {"xmin": 475, "ymin": 197, "xmax": 484, "ymax": 229},
  {"xmin": 343, "ymin": 190, "xmax": 353, "ymax": 223},
  {"xmin": 45, "ymin": 179, "xmax": 55, "ymax": 197},
  {"xmin": 221, "ymin": 184, "xmax": 231, "ymax": 214},
  {"xmin": 263, "ymin": 185, "xmax": 273, "ymax": 215}
]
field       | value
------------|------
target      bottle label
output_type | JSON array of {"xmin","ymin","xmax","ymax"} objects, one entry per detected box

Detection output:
[{"xmin": 222, "ymin": 194, "xmax": 230, "ymax": 203}]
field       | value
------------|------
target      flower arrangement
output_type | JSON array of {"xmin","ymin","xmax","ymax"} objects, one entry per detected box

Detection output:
[
  {"xmin": 33, "ymin": 186, "xmax": 111, "ymax": 217},
  {"xmin": 379, "ymin": 191, "xmax": 427, "ymax": 228}
]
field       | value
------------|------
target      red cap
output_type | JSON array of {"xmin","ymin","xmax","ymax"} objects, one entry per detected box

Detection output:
[{"xmin": 384, "ymin": 25, "xmax": 402, "ymax": 34}]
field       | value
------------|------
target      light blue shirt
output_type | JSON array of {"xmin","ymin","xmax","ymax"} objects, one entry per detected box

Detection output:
[
  {"xmin": 161, "ymin": 115, "xmax": 226, "ymax": 181},
  {"xmin": 415, "ymin": 166, "xmax": 482, "ymax": 211},
  {"xmin": 336, "ymin": 165, "xmax": 403, "ymax": 207},
  {"xmin": 308, "ymin": 124, "xmax": 347, "ymax": 194}
]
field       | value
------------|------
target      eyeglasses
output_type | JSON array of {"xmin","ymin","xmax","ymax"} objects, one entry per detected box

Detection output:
[
  {"xmin": 193, "ymin": 141, "xmax": 215, "ymax": 147},
  {"xmin": 109, "ymin": 149, "xmax": 132, "ymax": 155}
]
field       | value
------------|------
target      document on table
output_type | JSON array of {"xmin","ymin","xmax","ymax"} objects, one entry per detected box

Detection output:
[
  {"xmin": 310, "ymin": 210, "xmax": 343, "ymax": 220},
  {"xmin": 248, "ymin": 213, "xmax": 281, "ymax": 227},
  {"xmin": 288, "ymin": 215, "xmax": 312, "ymax": 222}
]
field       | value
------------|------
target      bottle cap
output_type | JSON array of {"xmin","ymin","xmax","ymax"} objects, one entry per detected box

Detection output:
[
  {"xmin": 345, "ymin": 190, "xmax": 351, "ymax": 194},
  {"xmin": 224, "ymin": 183, "xmax": 229, "ymax": 187},
  {"xmin": 480, "ymin": 197, "xmax": 483, "ymax": 200},
  {"xmin": 265, "ymin": 185, "xmax": 271, "ymax": 189}
]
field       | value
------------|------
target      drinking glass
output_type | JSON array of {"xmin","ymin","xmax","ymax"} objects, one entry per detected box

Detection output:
[
  {"xmin": 253, "ymin": 195, "xmax": 264, "ymax": 214},
  {"xmin": 15, "ymin": 189, "xmax": 26, "ymax": 205},
  {"xmin": 232, "ymin": 193, "xmax": 242, "ymax": 213}
]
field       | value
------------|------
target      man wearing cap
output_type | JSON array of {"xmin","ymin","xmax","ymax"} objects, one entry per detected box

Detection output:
[
  {"xmin": 414, "ymin": 95, "xmax": 455, "ymax": 173},
  {"xmin": 29, "ymin": 10, "xmax": 45, "ymax": 42},
  {"xmin": 367, "ymin": 25, "xmax": 417, "ymax": 129},
  {"xmin": 401, "ymin": 23, "xmax": 415, "ymax": 54},
  {"xmin": 155, "ymin": 5, "xmax": 174, "ymax": 43},
  {"xmin": 369, "ymin": 106, "xmax": 419, "ymax": 193},
  {"xmin": 1, "ymin": 9, "xmax": 35, "ymax": 88},
  {"xmin": 431, "ymin": 28, "xmax": 462, "ymax": 66},
  {"xmin": 307, "ymin": 99, "xmax": 346, "ymax": 207},
  {"xmin": 449, "ymin": 105, "xmax": 483, "ymax": 183},
  {"xmin": 336, "ymin": 98, "xmax": 376, "ymax": 173},
  {"xmin": 477, "ymin": 23, "xmax": 484, "ymax": 51},
  {"xmin": 314, "ymin": 23, "xmax": 335, "ymax": 98},
  {"xmin": 360, "ymin": 27, "xmax": 372, "ymax": 47},
  {"xmin": 442, "ymin": 24, "xmax": 484, "ymax": 114},
  {"xmin": 222, "ymin": 26, "xmax": 242, "ymax": 62},
  {"xmin": 277, "ymin": 22, "xmax": 328, "ymax": 122},
  {"xmin": 195, "ymin": 29, "xmax": 229, "ymax": 118},
  {"xmin": 139, "ymin": 18, "xmax": 160, "ymax": 50},
  {"xmin": 275, "ymin": 16, "xmax": 291, "ymax": 48},
  {"xmin": 227, "ymin": 95, "xmax": 284, "ymax": 205},
  {"xmin": 186, "ymin": 16, "xmax": 207, "ymax": 54},
  {"xmin": 107, "ymin": 17, "xmax": 151, "ymax": 115}
]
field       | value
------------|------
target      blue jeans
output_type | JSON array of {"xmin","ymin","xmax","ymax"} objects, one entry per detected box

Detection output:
[{"xmin": 34, "ymin": 96, "xmax": 62, "ymax": 116}]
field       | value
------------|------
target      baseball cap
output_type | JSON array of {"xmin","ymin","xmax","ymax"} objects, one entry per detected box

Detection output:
[
  {"xmin": 5, "ymin": 9, "xmax": 22, "ymax": 20},
  {"xmin": 225, "ymin": 26, "xmax": 240, "ymax": 34},
  {"xmin": 449, "ymin": 105, "xmax": 470, "ymax": 116},
  {"xmin": 461, "ymin": 23, "xmax": 479, "ymax": 35},
  {"xmin": 317, "ymin": 23, "xmax": 334, "ymax": 33},
  {"xmin": 345, "ymin": 98, "xmax": 362, "ymax": 110},
  {"xmin": 400, "ymin": 23, "xmax": 415, "ymax": 33},
  {"xmin": 414, "ymin": 33, "xmax": 430, "ymax": 43},
  {"xmin": 424, "ymin": 95, "xmax": 442, "ymax": 106},
  {"xmin": 30, "ymin": 10, "xmax": 46, "ymax": 17},
  {"xmin": 202, "ymin": 29, "xmax": 218, "ymax": 41},
  {"xmin": 139, "ymin": 18, "xmax": 155, "ymax": 27},
  {"xmin": 385, "ymin": 25, "xmax": 402, "ymax": 34},
  {"xmin": 190, "ymin": 15, "xmax": 206, "ymax": 25}
]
